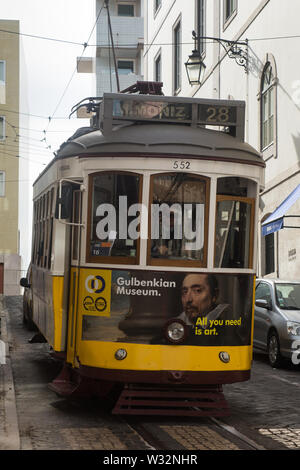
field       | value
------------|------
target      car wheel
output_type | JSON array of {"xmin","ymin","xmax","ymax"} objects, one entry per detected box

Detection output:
[{"xmin": 268, "ymin": 331, "xmax": 284, "ymax": 368}]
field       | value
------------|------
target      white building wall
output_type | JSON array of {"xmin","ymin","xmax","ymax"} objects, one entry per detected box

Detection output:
[
  {"xmin": 144, "ymin": 0, "xmax": 300, "ymax": 280},
  {"xmin": 96, "ymin": 0, "xmax": 144, "ymax": 95}
]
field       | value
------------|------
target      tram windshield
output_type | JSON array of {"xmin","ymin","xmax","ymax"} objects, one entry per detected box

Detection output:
[
  {"xmin": 214, "ymin": 198, "xmax": 253, "ymax": 268},
  {"xmin": 214, "ymin": 177, "xmax": 255, "ymax": 269},
  {"xmin": 149, "ymin": 173, "xmax": 209, "ymax": 265},
  {"xmin": 88, "ymin": 172, "xmax": 141, "ymax": 261}
]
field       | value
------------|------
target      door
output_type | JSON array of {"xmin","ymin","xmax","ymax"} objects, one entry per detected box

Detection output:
[
  {"xmin": 254, "ymin": 282, "xmax": 273, "ymax": 349},
  {"xmin": 66, "ymin": 190, "xmax": 82, "ymax": 365}
]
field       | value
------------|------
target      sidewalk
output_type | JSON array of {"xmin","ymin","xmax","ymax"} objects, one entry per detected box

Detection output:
[{"xmin": 0, "ymin": 295, "xmax": 20, "ymax": 450}]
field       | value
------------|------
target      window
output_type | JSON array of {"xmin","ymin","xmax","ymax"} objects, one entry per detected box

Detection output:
[
  {"xmin": 224, "ymin": 0, "xmax": 237, "ymax": 24},
  {"xmin": 0, "ymin": 117, "xmax": 5, "ymax": 140},
  {"xmin": 0, "ymin": 62, "xmax": 5, "ymax": 105},
  {"xmin": 261, "ymin": 63, "xmax": 274, "ymax": 150},
  {"xmin": 87, "ymin": 172, "xmax": 142, "ymax": 264},
  {"xmin": 214, "ymin": 197, "xmax": 254, "ymax": 268},
  {"xmin": 155, "ymin": 53, "xmax": 161, "ymax": 82},
  {"xmin": 173, "ymin": 20, "xmax": 181, "ymax": 93},
  {"xmin": 148, "ymin": 173, "xmax": 210, "ymax": 267},
  {"xmin": 196, "ymin": 0, "xmax": 206, "ymax": 55},
  {"xmin": 118, "ymin": 4, "xmax": 134, "ymax": 16},
  {"xmin": 265, "ymin": 232, "xmax": 275, "ymax": 275},
  {"xmin": 255, "ymin": 282, "xmax": 272, "ymax": 305},
  {"xmin": 275, "ymin": 283, "xmax": 300, "ymax": 310},
  {"xmin": 32, "ymin": 189, "xmax": 54, "ymax": 269},
  {"xmin": 117, "ymin": 60, "xmax": 134, "ymax": 75},
  {"xmin": 72, "ymin": 190, "xmax": 81, "ymax": 261},
  {"xmin": 154, "ymin": 0, "xmax": 161, "ymax": 13},
  {"xmin": 215, "ymin": 176, "xmax": 255, "ymax": 269},
  {"xmin": 0, "ymin": 171, "xmax": 5, "ymax": 197},
  {"xmin": 0, "ymin": 61, "xmax": 5, "ymax": 84}
]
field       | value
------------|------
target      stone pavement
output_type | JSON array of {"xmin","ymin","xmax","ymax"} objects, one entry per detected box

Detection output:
[{"xmin": 0, "ymin": 295, "xmax": 20, "ymax": 450}]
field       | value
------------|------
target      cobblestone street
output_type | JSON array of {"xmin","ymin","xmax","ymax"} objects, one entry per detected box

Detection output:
[{"xmin": 1, "ymin": 295, "xmax": 300, "ymax": 452}]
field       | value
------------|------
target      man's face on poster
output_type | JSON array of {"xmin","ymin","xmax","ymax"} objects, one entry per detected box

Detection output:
[{"xmin": 181, "ymin": 274, "xmax": 217, "ymax": 323}]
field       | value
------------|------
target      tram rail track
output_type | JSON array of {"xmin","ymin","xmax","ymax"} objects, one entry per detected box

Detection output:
[{"xmin": 123, "ymin": 415, "xmax": 265, "ymax": 451}]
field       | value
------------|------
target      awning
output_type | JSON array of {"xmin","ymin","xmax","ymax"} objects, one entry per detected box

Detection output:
[{"xmin": 262, "ymin": 184, "xmax": 300, "ymax": 236}]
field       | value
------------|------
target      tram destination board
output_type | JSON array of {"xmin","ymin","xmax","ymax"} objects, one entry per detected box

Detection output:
[
  {"xmin": 105, "ymin": 95, "xmax": 241, "ymax": 124},
  {"xmin": 101, "ymin": 93, "xmax": 245, "ymax": 139}
]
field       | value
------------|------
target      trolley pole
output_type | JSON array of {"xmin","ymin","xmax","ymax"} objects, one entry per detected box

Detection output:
[{"xmin": 105, "ymin": 0, "xmax": 120, "ymax": 92}]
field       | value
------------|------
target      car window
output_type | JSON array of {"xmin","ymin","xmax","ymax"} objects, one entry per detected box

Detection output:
[
  {"xmin": 275, "ymin": 283, "xmax": 300, "ymax": 309},
  {"xmin": 255, "ymin": 282, "xmax": 272, "ymax": 304}
]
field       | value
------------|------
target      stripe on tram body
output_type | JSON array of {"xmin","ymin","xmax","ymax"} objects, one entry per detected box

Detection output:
[
  {"xmin": 52, "ymin": 275, "xmax": 65, "ymax": 352},
  {"xmin": 77, "ymin": 342, "xmax": 253, "ymax": 372}
]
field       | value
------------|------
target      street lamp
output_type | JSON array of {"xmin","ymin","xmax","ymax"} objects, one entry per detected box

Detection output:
[
  {"xmin": 185, "ymin": 31, "xmax": 248, "ymax": 87},
  {"xmin": 185, "ymin": 48, "xmax": 206, "ymax": 86}
]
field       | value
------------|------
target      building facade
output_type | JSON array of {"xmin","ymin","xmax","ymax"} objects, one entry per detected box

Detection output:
[
  {"xmin": 0, "ymin": 20, "xmax": 21, "ymax": 294},
  {"xmin": 144, "ymin": 0, "xmax": 300, "ymax": 280},
  {"xmin": 95, "ymin": 0, "xmax": 144, "ymax": 95}
]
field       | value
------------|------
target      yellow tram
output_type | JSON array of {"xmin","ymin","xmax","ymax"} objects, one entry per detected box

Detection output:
[{"xmin": 21, "ymin": 84, "xmax": 265, "ymax": 416}]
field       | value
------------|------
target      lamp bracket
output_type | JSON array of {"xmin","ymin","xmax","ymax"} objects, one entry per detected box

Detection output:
[{"xmin": 192, "ymin": 31, "xmax": 248, "ymax": 72}]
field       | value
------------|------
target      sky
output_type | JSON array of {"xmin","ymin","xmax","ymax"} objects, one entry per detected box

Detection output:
[
  {"xmin": 0, "ymin": 0, "xmax": 97, "ymax": 271},
  {"xmin": 1, "ymin": 0, "xmax": 96, "ymax": 167}
]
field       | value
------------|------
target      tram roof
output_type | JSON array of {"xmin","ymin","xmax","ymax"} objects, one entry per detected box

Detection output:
[{"xmin": 56, "ymin": 121, "xmax": 264, "ymax": 167}]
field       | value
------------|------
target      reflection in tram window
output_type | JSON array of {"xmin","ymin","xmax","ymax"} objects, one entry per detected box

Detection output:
[
  {"xmin": 87, "ymin": 172, "xmax": 142, "ymax": 262},
  {"xmin": 149, "ymin": 173, "xmax": 209, "ymax": 265},
  {"xmin": 215, "ymin": 197, "xmax": 254, "ymax": 268}
]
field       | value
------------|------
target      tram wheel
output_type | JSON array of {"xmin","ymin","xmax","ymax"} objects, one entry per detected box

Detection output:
[{"xmin": 268, "ymin": 331, "xmax": 284, "ymax": 368}]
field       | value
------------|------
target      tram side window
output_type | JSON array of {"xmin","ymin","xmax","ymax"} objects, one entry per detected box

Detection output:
[
  {"xmin": 149, "ymin": 173, "xmax": 209, "ymax": 266},
  {"xmin": 32, "ymin": 189, "xmax": 54, "ymax": 269},
  {"xmin": 87, "ymin": 172, "xmax": 142, "ymax": 263},
  {"xmin": 215, "ymin": 178, "xmax": 255, "ymax": 268}
]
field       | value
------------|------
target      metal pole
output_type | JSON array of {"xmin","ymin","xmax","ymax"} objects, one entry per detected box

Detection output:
[{"xmin": 105, "ymin": 0, "xmax": 120, "ymax": 92}]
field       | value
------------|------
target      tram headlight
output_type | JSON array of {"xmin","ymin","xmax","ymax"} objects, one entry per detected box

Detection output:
[
  {"xmin": 219, "ymin": 351, "xmax": 230, "ymax": 363},
  {"xmin": 164, "ymin": 319, "xmax": 187, "ymax": 344},
  {"xmin": 115, "ymin": 349, "xmax": 127, "ymax": 360}
]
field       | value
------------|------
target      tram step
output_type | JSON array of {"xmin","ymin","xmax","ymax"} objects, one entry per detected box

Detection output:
[{"xmin": 112, "ymin": 384, "xmax": 230, "ymax": 417}]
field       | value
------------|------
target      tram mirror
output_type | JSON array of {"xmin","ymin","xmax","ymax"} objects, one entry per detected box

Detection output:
[
  {"xmin": 55, "ymin": 184, "xmax": 73, "ymax": 220},
  {"xmin": 20, "ymin": 277, "xmax": 30, "ymax": 288}
]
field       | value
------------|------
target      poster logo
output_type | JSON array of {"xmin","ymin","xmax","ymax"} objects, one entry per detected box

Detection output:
[
  {"xmin": 80, "ymin": 270, "xmax": 112, "ymax": 317},
  {"xmin": 85, "ymin": 275, "xmax": 106, "ymax": 294},
  {"xmin": 83, "ymin": 296, "xmax": 107, "ymax": 312}
]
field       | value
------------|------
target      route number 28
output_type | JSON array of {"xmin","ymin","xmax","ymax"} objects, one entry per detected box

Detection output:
[
  {"xmin": 207, "ymin": 106, "xmax": 230, "ymax": 123},
  {"xmin": 173, "ymin": 160, "xmax": 191, "ymax": 170}
]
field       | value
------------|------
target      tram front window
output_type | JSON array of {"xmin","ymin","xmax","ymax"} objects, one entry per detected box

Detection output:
[
  {"xmin": 87, "ymin": 172, "xmax": 141, "ymax": 263},
  {"xmin": 149, "ymin": 173, "xmax": 209, "ymax": 265},
  {"xmin": 214, "ymin": 197, "xmax": 254, "ymax": 268}
]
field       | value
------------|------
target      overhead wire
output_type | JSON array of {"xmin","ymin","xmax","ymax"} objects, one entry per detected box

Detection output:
[
  {"xmin": 2, "ymin": 24, "xmax": 300, "ymax": 48},
  {"xmin": 0, "ymin": 149, "xmax": 47, "ymax": 165},
  {"xmin": 44, "ymin": 1, "xmax": 106, "ymax": 135},
  {"xmin": 0, "ymin": 27, "xmax": 85, "ymax": 46}
]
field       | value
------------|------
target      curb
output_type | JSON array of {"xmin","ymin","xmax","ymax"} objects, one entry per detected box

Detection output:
[{"xmin": 0, "ymin": 296, "xmax": 20, "ymax": 450}]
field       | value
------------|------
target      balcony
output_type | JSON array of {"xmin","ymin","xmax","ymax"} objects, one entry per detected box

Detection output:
[
  {"xmin": 97, "ymin": 16, "xmax": 144, "ymax": 58},
  {"xmin": 96, "ymin": 69, "xmax": 143, "ymax": 96}
]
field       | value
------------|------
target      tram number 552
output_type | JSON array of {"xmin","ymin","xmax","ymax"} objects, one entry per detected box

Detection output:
[{"xmin": 173, "ymin": 160, "xmax": 191, "ymax": 170}]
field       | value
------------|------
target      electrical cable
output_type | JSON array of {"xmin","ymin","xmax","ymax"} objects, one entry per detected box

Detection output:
[
  {"xmin": 44, "ymin": 1, "xmax": 106, "ymax": 133},
  {"xmin": 0, "ymin": 27, "xmax": 85, "ymax": 46}
]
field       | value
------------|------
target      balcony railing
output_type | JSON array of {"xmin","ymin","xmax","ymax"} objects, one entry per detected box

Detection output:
[{"xmin": 97, "ymin": 16, "xmax": 144, "ymax": 52}]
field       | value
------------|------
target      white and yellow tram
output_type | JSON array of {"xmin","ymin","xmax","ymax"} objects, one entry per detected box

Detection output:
[{"xmin": 21, "ymin": 86, "xmax": 265, "ymax": 415}]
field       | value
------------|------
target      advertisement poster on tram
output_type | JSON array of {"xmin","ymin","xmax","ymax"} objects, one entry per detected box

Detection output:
[{"xmin": 80, "ymin": 269, "xmax": 254, "ymax": 346}]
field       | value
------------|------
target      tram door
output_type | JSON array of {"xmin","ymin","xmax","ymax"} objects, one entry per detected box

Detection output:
[{"xmin": 66, "ymin": 190, "xmax": 82, "ymax": 366}]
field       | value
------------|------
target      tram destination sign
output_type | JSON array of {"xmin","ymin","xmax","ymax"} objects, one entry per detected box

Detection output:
[
  {"xmin": 101, "ymin": 93, "xmax": 245, "ymax": 139},
  {"xmin": 112, "ymin": 99, "xmax": 193, "ymax": 122}
]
